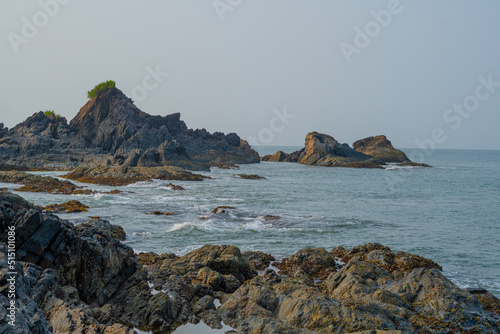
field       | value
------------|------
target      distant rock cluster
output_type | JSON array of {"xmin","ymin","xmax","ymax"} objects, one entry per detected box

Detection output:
[{"xmin": 262, "ymin": 132, "xmax": 430, "ymax": 168}]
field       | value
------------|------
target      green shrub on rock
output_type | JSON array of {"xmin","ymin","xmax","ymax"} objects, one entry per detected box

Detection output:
[{"xmin": 87, "ymin": 80, "xmax": 116, "ymax": 99}]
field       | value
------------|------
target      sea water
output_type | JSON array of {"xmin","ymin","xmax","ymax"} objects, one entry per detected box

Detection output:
[{"xmin": 3, "ymin": 147, "xmax": 499, "ymax": 298}]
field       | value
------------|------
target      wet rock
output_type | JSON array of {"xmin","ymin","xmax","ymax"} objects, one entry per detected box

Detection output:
[
  {"xmin": 234, "ymin": 174, "xmax": 266, "ymax": 180},
  {"xmin": 44, "ymin": 200, "xmax": 89, "ymax": 213},
  {"xmin": 261, "ymin": 150, "xmax": 289, "ymax": 162},
  {"xmin": 166, "ymin": 183, "xmax": 185, "ymax": 190},
  {"xmin": 263, "ymin": 215, "xmax": 281, "ymax": 222},
  {"xmin": 193, "ymin": 295, "xmax": 216, "ymax": 314},
  {"xmin": 63, "ymin": 166, "xmax": 205, "ymax": 186},
  {"xmin": 395, "ymin": 160, "xmax": 432, "ymax": 167},
  {"xmin": 147, "ymin": 211, "xmax": 173, "ymax": 216},
  {"xmin": 212, "ymin": 206, "xmax": 236, "ymax": 214},
  {"xmin": 353, "ymin": 135, "xmax": 409, "ymax": 163},
  {"xmin": 275, "ymin": 247, "xmax": 338, "ymax": 281},
  {"xmin": 175, "ymin": 245, "xmax": 257, "ymax": 284}
]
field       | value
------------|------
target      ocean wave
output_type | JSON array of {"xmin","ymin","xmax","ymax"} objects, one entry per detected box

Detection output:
[{"xmin": 167, "ymin": 222, "xmax": 193, "ymax": 232}]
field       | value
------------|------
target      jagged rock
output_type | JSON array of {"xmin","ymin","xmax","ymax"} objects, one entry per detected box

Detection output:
[
  {"xmin": 243, "ymin": 251, "xmax": 275, "ymax": 271},
  {"xmin": 0, "ymin": 87, "xmax": 259, "ymax": 170},
  {"xmin": 353, "ymin": 135, "xmax": 409, "ymax": 163},
  {"xmin": 275, "ymin": 247, "xmax": 338, "ymax": 281},
  {"xmin": 0, "ymin": 171, "xmax": 92, "ymax": 195}
]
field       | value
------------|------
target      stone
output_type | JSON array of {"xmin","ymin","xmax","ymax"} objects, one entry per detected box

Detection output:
[
  {"xmin": 44, "ymin": 200, "xmax": 89, "ymax": 213},
  {"xmin": 353, "ymin": 135, "xmax": 409, "ymax": 163}
]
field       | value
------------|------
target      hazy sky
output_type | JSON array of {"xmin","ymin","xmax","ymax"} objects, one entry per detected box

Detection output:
[{"xmin": 2, "ymin": 0, "xmax": 499, "ymax": 150}]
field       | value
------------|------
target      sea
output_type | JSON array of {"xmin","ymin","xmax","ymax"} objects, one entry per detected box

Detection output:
[{"xmin": 2, "ymin": 147, "xmax": 499, "ymax": 304}]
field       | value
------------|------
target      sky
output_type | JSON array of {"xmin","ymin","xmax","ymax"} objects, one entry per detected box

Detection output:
[{"xmin": 1, "ymin": 0, "xmax": 500, "ymax": 150}]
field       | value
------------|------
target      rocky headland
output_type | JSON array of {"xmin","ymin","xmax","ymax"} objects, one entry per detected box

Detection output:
[
  {"xmin": 262, "ymin": 132, "xmax": 431, "ymax": 168},
  {"xmin": 0, "ymin": 86, "xmax": 259, "ymax": 172},
  {"xmin": 1, "ymin": 190, "xmax": 499, "ymax": 333}
]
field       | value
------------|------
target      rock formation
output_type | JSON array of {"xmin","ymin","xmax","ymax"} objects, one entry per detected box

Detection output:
[
  {"xmin": 353, "ymin": 135, "xmax": 409, "ymax": 163},
  {"xmin": 0, "ymin": 87, "xmax": 259, "ymax": 171},
  {"xmin": 2, "ymin": 190, "xmax": 498, "ymax": 333},
  {"xmin": 262, "ymin": 132, "xmax": 384, "ymax": 168}
]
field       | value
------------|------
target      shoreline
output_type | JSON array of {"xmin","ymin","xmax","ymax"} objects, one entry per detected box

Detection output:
[{"xmin": 1, "ymin": 188, "xmax": 499, "ymax": 333}]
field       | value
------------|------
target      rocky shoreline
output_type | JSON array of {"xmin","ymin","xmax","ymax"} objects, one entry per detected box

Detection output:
[{"xmin": 1, "ymin": 190, "xmax": 499, "ymax": 333}]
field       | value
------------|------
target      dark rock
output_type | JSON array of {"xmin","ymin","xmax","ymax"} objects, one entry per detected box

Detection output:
[
  {"xmin": 166, "ymin": 183, "xmax": 185, "ymax": 191},
  {"xmin": 212, "ymin": 206, "xmax": 236, "ymax": 214},
  {"xmin": 0, "ymin": 87, "xmax": 260, "ymax": 170},
  {"xmin": 396, "ymin": 160, "xmax": 432, "ymax": 167},
  {"xmin": 234, "ymin": 174, "xmax": 266, "ymax": 180},
  {"xmin": 62, "ymin": 166, "xmax": 205, "ymax": 186},
  {"xmin": 243, "ymin": 251, "xmax": 275, "ymax": 271}
]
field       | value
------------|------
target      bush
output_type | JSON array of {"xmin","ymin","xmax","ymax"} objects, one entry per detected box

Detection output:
[
  {"xmin": 44, "ymin": 110, "xmax": 62, "ymax": 118},
  {"xmin": 87, "ymin": 80, "xmax": 116, "ymax": 99}
]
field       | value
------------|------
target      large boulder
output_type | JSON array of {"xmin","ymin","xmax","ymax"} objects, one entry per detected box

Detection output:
[{"xmin": 353, "ymin": 135, "xmax": 409, "ymax": 163}]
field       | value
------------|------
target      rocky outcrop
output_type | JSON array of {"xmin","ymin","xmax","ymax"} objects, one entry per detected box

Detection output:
[
  {"xmin": 277, "ymin": 132, "xmax": 384, "ymax": 168},
  {"xmin": 0, "ymin": 87, "xmax": 259, "ymax": 170},
  {"xmin": 62, "ymin": 166, "xmax": 206, "ymax": 186},
  {"xmin": 353, "ymin": 135, "xmax": 409, "ymax": 163}
]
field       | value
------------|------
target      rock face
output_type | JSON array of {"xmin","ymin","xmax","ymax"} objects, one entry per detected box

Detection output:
[
  {"xmin": 353, "ymin": 135, "xmax": 409, "ymax": 163},
  {"xmin": 0, "ymin": 87, "xmax": 259, "ymax": 170}
]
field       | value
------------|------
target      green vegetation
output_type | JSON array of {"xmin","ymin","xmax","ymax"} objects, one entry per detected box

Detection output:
[
  {"xmin": 44, "ymin": 110, "xmax": 62, "ymax": 118},
  {"xmin": 87, "ymin": 80, "xmax": 116, "ymax": 99}
]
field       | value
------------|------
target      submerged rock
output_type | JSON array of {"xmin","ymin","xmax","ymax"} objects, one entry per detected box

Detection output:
[
  {"xmin": 234, "ymin": 174, "xmax": 266, "ymax": 180},
  {"xmin": 62, "ymin": 166, "xmax": 205, "ymax": 186},
  {"xmin": 0, "ymin": 171, "xmax": 90, "ymax": 195}
]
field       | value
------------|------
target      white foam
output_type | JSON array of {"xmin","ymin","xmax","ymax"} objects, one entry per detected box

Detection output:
[{"xmin": 167, "ymin": 222, "xmax": 192, "ymax": 232}]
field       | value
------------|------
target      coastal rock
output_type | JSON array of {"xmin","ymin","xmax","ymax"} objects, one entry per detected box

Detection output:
[
  {"xmin": 0, "ymin": 87, "xmax": 260, "ymax": 170},
  {"xmin": 44, "ymin": 200, "xmax": 89, "ymax": 213},
  {"xmin": 275, "ymin": 247, "xmax": 338, "ymax": 281},
  {"xmin": 62, "ymin": 166, "xmax": 205, "ymax": 186},
  {"xmin": 166, "ymin": 183, "xmax": 185, "ymax": 190},
  {"xmin": 212, "ymin": 206, "xmax": 236, "ymax": 214},
  {"xmin": 261, "ymin": 150, "xmax": 289, "ymax": 162},
  {"xmin": 234, "ymin": 174, "xmax": 266, "ymax": 180},
  {"xmin": 395, "ymin": 160, "xmax": 432, "ymax": 168},
  {"xmin": 243, "ymin": 251, "xmax": 276, "ymax": 271},
  {"xmin": 353, "ymin": 135, "xmax": 409, "ymax": 163}
]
